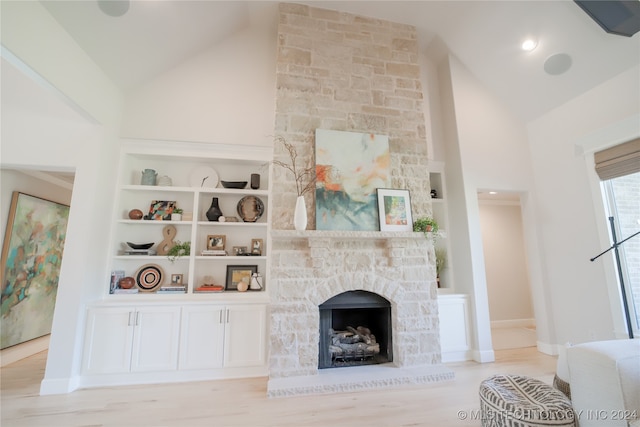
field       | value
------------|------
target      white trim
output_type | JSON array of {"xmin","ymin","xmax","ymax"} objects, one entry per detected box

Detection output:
[
  {"xmin": 491, "ymin": 318, "xmax": 536, "ymax": 329},
  {"xmin": 1, "ymin": 46, "xmax": 100, "ymax": 126},
  {"xmin": 472, "ymin": 349, "xmax": 495, "ymax": 363},
  {"xmin": 39, "ymin": 375, "xmax": 80, "ymax": 395}
]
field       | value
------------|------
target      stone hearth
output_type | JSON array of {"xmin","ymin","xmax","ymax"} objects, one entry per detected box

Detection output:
[{"xmin": 267, "ymin": 230, "xmax": 453, "ymax": 397}]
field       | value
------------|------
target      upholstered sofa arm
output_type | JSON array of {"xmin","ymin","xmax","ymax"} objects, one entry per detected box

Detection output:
[{"xmin": 567, "ymin": 339, "xmax": 640, "ymax": 427}]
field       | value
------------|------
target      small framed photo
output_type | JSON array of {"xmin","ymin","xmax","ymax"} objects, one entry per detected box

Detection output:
[
  {"xmin": 207, "ymin": 234, "xmax": 226, "ymax": 250},
  {"xmin": 170, "ymin": 274, "xmax": 183, "ymax": 285},
  {"xmin": 233, "ymin": 246, "xmax": 248, "ymax": 256},
  {"xmin": 376, "ymin": 188, "xmax": 413, "ymax": 232},
  {"xmin": 251, "ymin": 239, "xmax": 263, "ymax": 255},
  {"xmin": 225, "ymin": 265, "xmax": 258, "ymax": 291}
]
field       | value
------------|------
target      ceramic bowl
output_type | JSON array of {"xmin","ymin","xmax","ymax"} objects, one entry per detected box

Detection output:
[
  {"xmin": 126, "ymin": 242, "xmax": 154, "ymax": 250},
  {"xmin": 221, "ymin": 181, "xmax": 248, "ymax": 189}
]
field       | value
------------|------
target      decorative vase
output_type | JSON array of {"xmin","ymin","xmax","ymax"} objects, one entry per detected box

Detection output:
[
  {"xmin": 141, "ymin": 169, "xmax": 157, "ymax": 185},
  {"xmin": 294, "ymin": 195, "xmax": 307, "ymax": 231},
  {"xmin": 206, "ymin": 197, "xmax": 223, "ymax": 221}
]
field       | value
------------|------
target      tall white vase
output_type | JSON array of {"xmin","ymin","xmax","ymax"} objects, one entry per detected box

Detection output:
[{"xmin": 294, "ymin": 195, "xmax": 307, "ymax": 231}]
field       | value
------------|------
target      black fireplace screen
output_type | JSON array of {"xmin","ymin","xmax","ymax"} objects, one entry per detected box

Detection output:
[{"xmin": 318, "ymin": 290, "xmax": 392, "ymax": 369}]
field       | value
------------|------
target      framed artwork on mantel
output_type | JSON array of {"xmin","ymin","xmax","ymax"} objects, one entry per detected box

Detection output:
[
  {"xmin": 315, "ymin": 129, "xmax": 390, "ymax": 231},
  {"xmin": 376, "ymin": 188, "xmax": 413, "ymax": 232}
]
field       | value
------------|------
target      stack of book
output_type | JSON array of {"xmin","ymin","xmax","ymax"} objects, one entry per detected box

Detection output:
[
  {"xmin": 157, "ymin": 285, "xmax": 187, "ymax": 294},
  {"xmin": 113, "ymin": 288, "xmax": 139, "ymax": 294},
  {"xmin": 201, "ymin": 250, "xmax": 227, "ymax": 256},
  {"xmin": 194, "ymin": 284, "xmax": 224, "ymax": 293},
  {"xmin": 124, "ymin": 249, "xmax": 157, "ymax": 256}
]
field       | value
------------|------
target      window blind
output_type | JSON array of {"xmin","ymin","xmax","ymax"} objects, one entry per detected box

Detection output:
[{"xmin": 594, "ymin": 137, "xmax": 640, "ymax": 180}]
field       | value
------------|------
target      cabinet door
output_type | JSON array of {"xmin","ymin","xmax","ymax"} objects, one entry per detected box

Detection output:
[
  {"xmin": 178, "ymin": 305, "xmax": 225, "ymax": 370},
  {"xmin": 82, "ymin": 307, "xmax": 135, "ymax": 374},
  {"xmin": 130, "ymin": 306, "xmax": 181, "ymax": 372},
  {"xmin": 224, "ymin": 304, "xmax": 267, "ymax": 368}
]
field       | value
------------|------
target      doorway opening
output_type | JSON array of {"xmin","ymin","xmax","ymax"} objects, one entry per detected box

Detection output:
[{"xmin": 478, "ymin": 191, "xmax": 536, "ymax": 350}]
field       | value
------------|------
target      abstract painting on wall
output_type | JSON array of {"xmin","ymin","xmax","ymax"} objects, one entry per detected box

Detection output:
[
  {"xmin": 315, "ymin": 129, "xmax": 390, "ymax": 230},
  {"xmin": 1, "ymin": 192, "xmax": 70, "ymax": 349}
]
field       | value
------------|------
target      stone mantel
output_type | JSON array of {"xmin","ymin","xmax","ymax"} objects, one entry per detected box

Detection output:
[{"xmin": 271, "ymin": 230, "xmax": 431, "ymax": 242}]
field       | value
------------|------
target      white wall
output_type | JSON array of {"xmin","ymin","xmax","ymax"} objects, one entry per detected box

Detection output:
[
  {"xmin": 479, "ymin": 201, "xmax": 534, "ymax": 323},
  {"xmin": 1, "ymin": 1, "xmax": 124, "ymax": 393},
  {"xmin": 121, "ymin": 26, "xmax": 277, "ymax": 147},
  {"xmin": 527, "ymin": 65, "xmax": 640, "ymax": 345},
  {"xmin": 433, "ymin": 54, "xmax": 544, "ymax": 359}
]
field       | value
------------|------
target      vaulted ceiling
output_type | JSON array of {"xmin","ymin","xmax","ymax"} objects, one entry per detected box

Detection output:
[{"xmin": 37, "ymin": 0, "xmax": 640, "ymax": 124}]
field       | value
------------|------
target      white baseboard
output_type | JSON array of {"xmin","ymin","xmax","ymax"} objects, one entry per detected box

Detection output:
[
  {"xmin": 490, "ymin": 318, "xmax": 536, "ymax": 329},
  {"xmin": 39, "ymin": 375, "xmax": 80, "ymax": 395},
  {"xmin": 0, "ymin": 336, "xmax": 49, "ymax": 367},
  {"xmin": 472, "ymin": 349, "xmax": 495, "ymax": 363},
  {"xmin": 536, "ymin": 341, "xmax": 557, "ymax": 356}
]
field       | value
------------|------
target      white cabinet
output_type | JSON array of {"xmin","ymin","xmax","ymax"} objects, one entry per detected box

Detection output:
[
  {"xmin": 438, "ymin": 294, "xmax": 471, "ymax": 362},
  {"xmin": 82, "ymin": 305, "xmax": 181, "ymax": 374},
  {"xmin": 179, "ymin": 304, "xmax": 267, "ymax": 370},
  {"xmin": 109, "ymin": 139, "xmax": 272, "ymax": 296}
]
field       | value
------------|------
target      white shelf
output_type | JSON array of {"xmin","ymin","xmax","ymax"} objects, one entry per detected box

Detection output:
[{"xmin": 108, "ymin": 140, "xmax": 271, "ymax": 298}]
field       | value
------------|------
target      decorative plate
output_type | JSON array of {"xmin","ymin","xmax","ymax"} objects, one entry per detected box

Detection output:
[
  {"xmin": 135, "ymin": 264, "xmax": 164, "ymax": 292},
  {"xmin": 189, "ymin": 166, "xmax": 219, "ymax": 189},
  {"xmin": 236, "ymin": 196, "xmax": 264, "ymax": 222}
]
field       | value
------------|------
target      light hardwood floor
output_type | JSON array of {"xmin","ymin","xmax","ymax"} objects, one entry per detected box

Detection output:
[{"xmin": 1, "ymin": 345, "xmax": 557, "ymax": 427}]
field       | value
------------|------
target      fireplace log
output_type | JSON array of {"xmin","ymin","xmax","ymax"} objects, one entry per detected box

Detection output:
[
  {"xmin": 347, "ymin": 326, "xmax": 373, "ymax": 345},
  {"xmin": 329, "ymin": 326, "xmax": 380, "ymax": 359}
]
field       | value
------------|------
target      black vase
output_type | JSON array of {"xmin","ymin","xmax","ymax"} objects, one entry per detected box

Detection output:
[{"xmin": 206, "ymin": 197, "xmax": 223, "ymax": 221}]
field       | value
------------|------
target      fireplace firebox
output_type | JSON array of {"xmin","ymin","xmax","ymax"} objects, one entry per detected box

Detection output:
[{"xmin": 318, "ymin": 290, "xmax": 392, "ymax": 369}]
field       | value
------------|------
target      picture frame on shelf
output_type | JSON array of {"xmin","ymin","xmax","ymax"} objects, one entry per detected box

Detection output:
[
  {"xmin": 251, "ymin": 239, "xmax": 263, "ymax": 255},
  {"xmin": 376, "ymin": 188, "xmax": 413, "ymax": 232},
  {"xmin": 170, "ymin": 274, "xmax": 183, "ymax": 285},
  {"xmin": 225, "ymin": 265, "xmax": 258, "ymax": 291},
  {"xmin": 233, "ymin": 246, "xmax": 248, "ymax": 256},
  {"xmin": 207, "ymin": 235, "xmax": 226, "ymax": 251},
  {"xmin": 147, "ymin": 200, "xmax": 176, "ymax": 220}
]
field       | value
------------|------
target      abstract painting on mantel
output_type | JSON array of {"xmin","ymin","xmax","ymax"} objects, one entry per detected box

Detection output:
[
  {"xmin": 1, "ymin": 192, "xmax": 70, "ymax": 349},
  {"xmin": 315, "ymin": 129, "xmax": 390, "ymax": 231}
]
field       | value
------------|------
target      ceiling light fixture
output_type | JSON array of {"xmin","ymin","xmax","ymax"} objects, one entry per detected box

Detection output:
[
  {"xmin": 521, "ymin": 39, "xmax": 538, "ymax": 51},
  {"xmin": 489, "ymin": 191, "xmax": 498, "ymax": 195},
  {"xmin": 97, "ymin": 0, "xmax": 130, "ymax": 17}
]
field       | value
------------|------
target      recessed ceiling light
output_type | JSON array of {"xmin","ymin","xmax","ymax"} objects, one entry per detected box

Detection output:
[
  {"xmin": 521, "ymin": 39, "xmax": 538, "ymax": 51},
  {"xmin": 489, "ymin": 191, "xmax": 498, "ymax": 195}
]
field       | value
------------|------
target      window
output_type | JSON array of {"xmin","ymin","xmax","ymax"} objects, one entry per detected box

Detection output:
[{"xmin": 602, "ymin": 171, "xmax": 640, "ymax": 335}]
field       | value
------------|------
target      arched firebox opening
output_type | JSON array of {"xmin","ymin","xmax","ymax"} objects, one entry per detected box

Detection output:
[{"xmin": 318, "ymin": 290, "xmax": 392, "ymax": 369}]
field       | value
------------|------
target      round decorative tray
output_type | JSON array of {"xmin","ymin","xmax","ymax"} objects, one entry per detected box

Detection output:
[
  {"xmin": 135, "ymin": 263, "xmax": 164, "ymax": 292},
  {"xmin": 237, "ymin": 196, "xmax": 264, "ymax": 222}
]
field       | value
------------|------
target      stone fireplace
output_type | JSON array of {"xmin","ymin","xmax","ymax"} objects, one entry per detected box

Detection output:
[
  {"xmin": 266, "ymin": 4, "xmax": 454, "ymax": 396},
  {"xmin": 267, "ymin": 231, "xmax": 453, "ymax": 397}
]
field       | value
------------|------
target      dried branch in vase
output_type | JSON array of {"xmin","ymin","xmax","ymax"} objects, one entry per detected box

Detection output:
[{"xmin": 272, "ymin": 135, "xmax": 316, "ymax": 197}]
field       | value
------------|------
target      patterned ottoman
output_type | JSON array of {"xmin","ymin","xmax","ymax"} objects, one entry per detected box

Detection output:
[{"xmin": 479, "ymin": 374, "xmax": 576, "ymax": 427}]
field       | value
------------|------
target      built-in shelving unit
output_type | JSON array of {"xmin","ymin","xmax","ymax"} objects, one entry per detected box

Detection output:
[
  {"xmin": 428, "ymin": 160, "xmax": 454, "ymax": 293},
  {"xmin": 80, "ymin": 139, "xmax": 272, "ymax": 387},
  {"xmin": 108, "ymin": 139, "xmax": 271, "ymax": 298}
]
